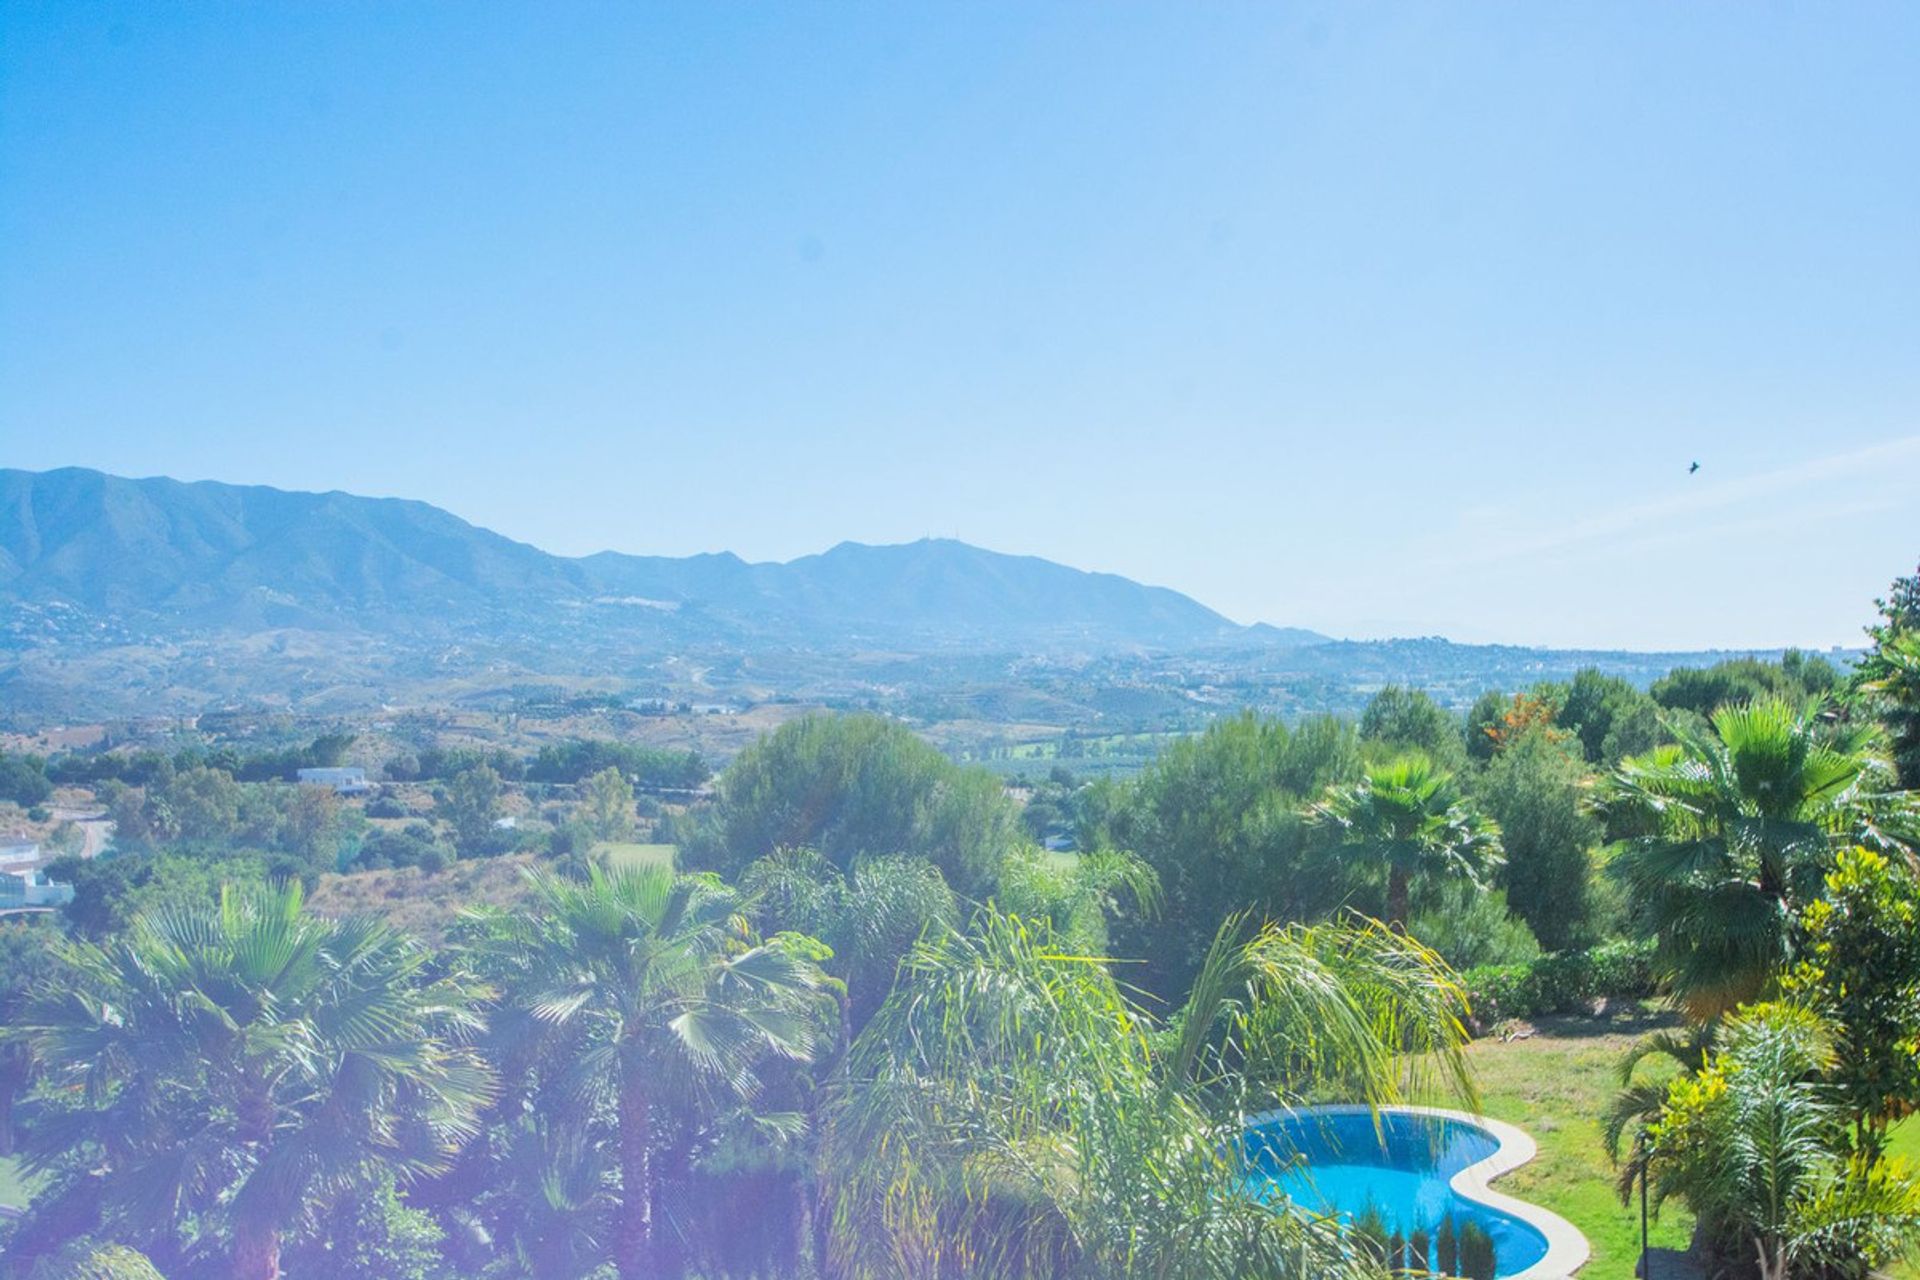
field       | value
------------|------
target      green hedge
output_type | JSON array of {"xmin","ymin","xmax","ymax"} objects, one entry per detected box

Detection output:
[{"xmin": 1463, "ymin": 939, "xmax": 1657, "ymax": 1023}]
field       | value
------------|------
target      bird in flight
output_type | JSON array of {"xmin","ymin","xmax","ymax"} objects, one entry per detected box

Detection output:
[{"xmin": 1688, "ymin": 461, "xmax": 1700, "ymax": 474}]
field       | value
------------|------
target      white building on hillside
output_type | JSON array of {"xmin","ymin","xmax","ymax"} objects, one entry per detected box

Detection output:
[
  {"xmin": 0, "ymin": 841, "xmax": 40, "ymax": 869},
  {"xmin": 0, "ymin": 868, "xmax": 73, "ymax": 908},
  {"xmin": 296, "ymin": 767, "xmax": 372, "ymax": 795}
]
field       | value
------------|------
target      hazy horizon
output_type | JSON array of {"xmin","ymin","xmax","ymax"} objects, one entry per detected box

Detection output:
[{"xmin": 5, "ymin": 4, "xmax": 1918, "ymax": 650}]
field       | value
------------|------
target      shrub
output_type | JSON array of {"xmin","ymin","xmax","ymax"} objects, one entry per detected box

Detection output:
[
  {"xmin": 1463, "ymin": 938, "xmax": 1656, "ymax": 1023},
  {"xmin": 1408, "ymin": 887, "xmax": 1541, "ymax": 970}
]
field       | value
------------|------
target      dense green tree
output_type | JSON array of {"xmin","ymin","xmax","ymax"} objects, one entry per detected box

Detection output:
[
  {"xmin": 1477, "ymin": 727, "xmax": 1600, "ymax": 950},
  {"xmin": 1554, "ymin": 668, "xmax": 1663, "ymax": 764},
  {"xmin": 527, "ymin": 741, "xmax": 710, "ymax": 789},
  {"xmin": 580, "ymin": 766, "xmax": 638, "ymax": 843},
  {"xmin": 0, "ymin": 924, "xmax": 62, "ymax": 1158},
  {"xmin": 1309, "ymin": 752, "xmax": 1502, "ymax": 929},
  {"xmin": 482, "ymin": 865, "xmax": 826, "ymax": 1280},
  {"xmin": 1101, "ymin": 713, "xmax": 1360, "ymax": 996},
  {"xmin": 1855, "ymin": 560, "xmax": 1920, "ymax": 787},
  {"xmin": 1786, "ymin": 847, "xmax": 1920, "ymax": 1155},
  {"xmin": 160, "ymin": 765, "xmax": 243, "ymax": 843},
  {"xmin": 1858, "ymin": 632, "xmax": 1920, "ymax": 791},
  {"xmin": 441, "ymin": 763, "xmax": 504, "ymax": 855},
  {"xmin": 278, "ymin": 782, "xmax": 346, "ymax": 866},
  {"xmin": 351, "ymin": 821, "xmax": 450, "ymax": 873},
  {"xmin": 1597, "ymin": 698, "xmax": 1918, "ymax": 1020},
  {"xmin": 680, "ymin": 714, "xmax": 1020, "ymax": 894},
  {"xmin": 9, "ymin": 884, "xmax": 493, "ymax": 1280},
  {"xmin": 0, "ymin": 753, "xmax": 53, "ymax": 807},
  {"xmin": 1650, "ymin": 655, "xmax": 1835, "ymax": 719},
  {"xmin": 42, "ymin": 851, "xmax": 279, "ymax": 940},
  {"xmin": 1359, "ymin": 685, "xmax": 1467, "ymax": 770},
  {"xmin": 1464, "ymin": 689, "xmax": 1509, "ymax": 763}
]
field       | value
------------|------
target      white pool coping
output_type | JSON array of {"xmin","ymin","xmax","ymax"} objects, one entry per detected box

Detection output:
[{"xmin": 1246, "ymin": 1103, "xmax": 1591, "ymax": 1280}]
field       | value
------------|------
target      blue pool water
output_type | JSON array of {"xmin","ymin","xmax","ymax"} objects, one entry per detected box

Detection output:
[{"xmin": 1243, "ymin": 1110, "xmax": 1549, "ymax": 1277}]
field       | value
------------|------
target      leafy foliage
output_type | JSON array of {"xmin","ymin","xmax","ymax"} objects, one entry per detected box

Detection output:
[
  {"xmin": 1476, "ymin": 727, "xmax": 1601, "ymax": 950},
  {"xmin": 1786, "ymin": 847, "xmax": 1920, "ymax": 1153},
  {"xmin": 1101, "ymin": 712, "xmax": 1360, "ymax": 996},
  {"xmin": 1597, "ymin": 698, "xmax": 1918, "ymax": 1020},
  {"xmin": 1309, "ymin": 752, "xmax": 1502, "ymax": 929},
  {"xmin": 1463, "ymin": 939, "xmax": 1657, "ymax": 1024},
  {"xmin": 7, "ymin": 883, "xmax": 493, "ymax": 1280},
  {"xmin": 474, "ymin": 864, "xmax": 827, "ymax": 1280},
  {"xmin": 679, "ymin": 714, "xmax": 1020, "ymax": 894},
  {"xmin": 1638, "ymin": 1003, "xmax": 1920, "ymax": 1278},
  {"xmin": 819, "ymin": 908, "xmax": 1473, "ymax": 1280}
]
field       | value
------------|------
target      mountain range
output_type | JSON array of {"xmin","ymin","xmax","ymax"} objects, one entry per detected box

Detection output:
[{"xmin": 0, "ymin": 467, "xmax": 1323, "ymax": 654}]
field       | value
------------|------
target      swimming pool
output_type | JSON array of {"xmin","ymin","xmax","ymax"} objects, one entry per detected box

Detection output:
[{"xmin": 1242, "ymin": 1105, "xmax": 1589, "ymax": 1279}]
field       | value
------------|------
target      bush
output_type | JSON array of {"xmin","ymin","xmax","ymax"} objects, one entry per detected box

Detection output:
[
  {"xmin": 1462, "ymin": 938, "xmax": 1656, "ymax": 1024},
  {"xmin": 0, "ymin": 753, "xmax": 53, "ymax": 807},
  {"xmin": 351, "ymin": 822, "xmax": 451, "ymax": 872},
  {"xmin": 365, "ymin": 792, "xmax": 408, "ymax": 819},
  {"xmin": 1408, "ymin": 887, "xmax": 1541, "ymax": 970}
]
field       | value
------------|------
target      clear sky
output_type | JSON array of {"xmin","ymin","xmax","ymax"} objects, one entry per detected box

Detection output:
[{"xmin": 3, "ymin": 3, "xmax": 1917, "ymax": 650}]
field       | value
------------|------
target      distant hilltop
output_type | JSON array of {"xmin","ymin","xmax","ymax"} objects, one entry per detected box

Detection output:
[{"xmin": 0, "ymin": 466, "xmax": 1326, "ymax": 654}]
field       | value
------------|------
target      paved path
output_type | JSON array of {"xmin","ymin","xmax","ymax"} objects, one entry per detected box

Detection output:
[{"xmin": 47, "ymin": 806, "xmax": 111, "ymax": 859}]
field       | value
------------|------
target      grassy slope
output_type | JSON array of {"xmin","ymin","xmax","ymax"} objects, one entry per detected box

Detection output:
[
  {"xmin": 1419, "ymin": 1005, "xmax": 1696, "ymax": 1277},
  {"xmin": 307, "ymin": 853, "xmax": 541, "ymax": 943}
]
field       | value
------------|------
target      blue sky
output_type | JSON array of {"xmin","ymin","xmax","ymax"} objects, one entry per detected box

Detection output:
[{"xmin": 3, "ymin": 3, "xmax": 1917, "ymax": 650}]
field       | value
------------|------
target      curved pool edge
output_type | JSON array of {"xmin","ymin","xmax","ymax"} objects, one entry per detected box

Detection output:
[{"xmin": 1248, "ymin": 1103, "xmax": 1591, "ymax": 1280}]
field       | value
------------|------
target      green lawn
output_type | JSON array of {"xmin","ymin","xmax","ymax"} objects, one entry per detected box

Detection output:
[
  {"xmin": 594, "ymin": 842, "xmax": 677, "ymax": 871},
  {"xmin": 0, "ymin": 1153, "xmax": 39, "ymax": 1210},
  {"xmin": 1889, "ymin": 1118, "xmax": 1920, "ymax": 1280},
  {"xmin": 1417, "ymin": 1004, "xmax": 1696, "ymax": 1277},
  {"xmin": 1430, "ymin": 1007, "xmax": 1920, "ymax": 1279}
]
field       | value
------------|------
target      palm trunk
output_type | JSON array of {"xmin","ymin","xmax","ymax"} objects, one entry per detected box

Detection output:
[
  {"xmin": 232, "ymin": 1221, "xmax": 280, "ymax": 1280},
  {"xmin": 1387, "ymin": 865, "xmax": 1411, "ymax": 929},
  {"xmin": 653, "ymin": 1137, "xmax": 690, "ymax": 1280},
  {"xmin": 0, "ymin": 1083, "xmax": 15, "ymax": 1158},
  {"xmin": 616, "ymin": 1079, "xmax": 655, "ymax": 1280}
]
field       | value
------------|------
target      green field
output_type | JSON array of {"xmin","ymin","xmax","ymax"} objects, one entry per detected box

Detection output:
[{"xmin": 594, "ymin": 842, "xmax": 677, "ymax": 871}]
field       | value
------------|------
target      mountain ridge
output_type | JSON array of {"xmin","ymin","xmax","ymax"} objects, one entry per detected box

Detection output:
[{"xmin": 0, "ymin": 466, "xmax": 1321, "ymax": 653}]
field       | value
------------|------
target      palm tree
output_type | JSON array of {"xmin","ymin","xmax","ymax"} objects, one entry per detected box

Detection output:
[
  {"xmin": 1857, "ymin": 628, "xmax": 1920, "ymax": 787},
  {"xmin": 1309, "ymin": 752, "xmax": 1503, "ymax": 928},
  {"xmin": 482, "ymin": 864, "xmax": 825, "ymax": 1280},
  {"xmin": 1635, "ymin": 1002, "xmax": 1920, "ymax": 1279},
  {"xmin": 11, "ymin": 883, "xmax": 493, "ymax": 1280},
  {"xmin": 0, "ymin": 924, "xmax": 62, "ymax": 1158},
  {"xmin": 819, "ymin": 907, "xmax": 1475, "ymax": 1280},
  {"xmin": 1595, "ymin": 697, "xmax": 1918, "ymax": 1020}
]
